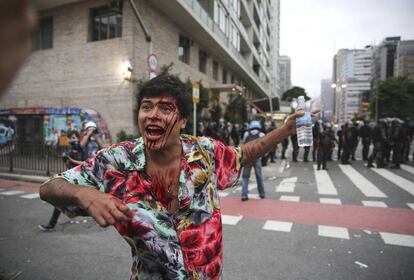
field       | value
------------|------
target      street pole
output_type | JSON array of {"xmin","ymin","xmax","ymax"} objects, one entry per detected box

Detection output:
[
  {"xmin": 375, "ymin": 91, "xmax": 379, "ymax": 123},
  {"xmin": 128, "ymin": 0, "xmax": 152, "ymax": 78},
  {"xmin": 193, "ymin": 103, "xmax": 197, "ymax": 136}
]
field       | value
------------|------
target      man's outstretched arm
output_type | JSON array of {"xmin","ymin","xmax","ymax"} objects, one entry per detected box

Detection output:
[
  {"xmin": 39, "ymin": 178, "xmax": 133, "ymax": 227},
  {"xmin": 241, "ymin": 109, "xmax": 319, "ymax": 166}
]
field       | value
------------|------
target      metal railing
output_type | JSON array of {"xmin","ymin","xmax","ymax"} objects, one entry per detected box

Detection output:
[{"xmin": 0, "ymin": 142, "xmax": 68, "ymax": 176}]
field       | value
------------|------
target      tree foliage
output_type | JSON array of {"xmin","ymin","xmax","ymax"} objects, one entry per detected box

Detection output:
[
  {"xmin": 224, "ymin": 94, "xmax": 248, "ymax": 125},
  {"xmin": 370, "ymin": 76, "xmax": 414, "ymax": 120},
  {"xmin": 281, "ymin": 86, "xmax": 311, "ymax": 102}
]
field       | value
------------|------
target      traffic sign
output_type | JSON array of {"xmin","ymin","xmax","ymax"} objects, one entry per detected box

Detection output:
[
  {"xmin": 192, "ymin": 82, "xmax": 200, "ymax": 103},
  {"xmin": 147, "ymin": 54, "xmax": 158, "ymax": 71}
]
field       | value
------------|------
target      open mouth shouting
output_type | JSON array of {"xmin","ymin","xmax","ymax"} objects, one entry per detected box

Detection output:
[{"xmin": 144, "ymin": 125, "xmax": 166, "ymax": 142}]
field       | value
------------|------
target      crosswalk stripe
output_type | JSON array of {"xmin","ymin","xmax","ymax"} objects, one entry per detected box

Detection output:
[
  {"xmin": 0, "ymin": 190, "xmax": 25, "ymax": 196},
  {"xmin": 279, "ymin": 195, "xmax": 300, "ymax": 202},
  {"xmin": 275, "ymin": 177, "xmax": 297, "ymax": 193},
  {"xmin": 380, "ymin": 232, "xmax": 414, "ymax": 248},
  {"xmin": 401, "ymin": 164, "xmax": 414, "ymax": 175},
  {"xmin": 20, "ymin": 193, "xmax": 40, "ymax": 199},
  {"xmin": 318, "ymin": 225, "xmax": 349, "ymax": 239},
  {"xmin": 218, "ymin": 191, "xmax": 229, "ymax": 197},
  {"xmin": 235, "ymin": 183, "xmax": 257, "ymax": 192},
  {"xmin": 221, "ymin": 215, "xmax": 242, "ymax": 225},
  {"xmin": 371, "ymin": 168, "xmax": 414, "ymax": 195},
  {"xmin": 263, "ymin": 220, "xmax": 292, "ymax": 232},
  {"xmin": 361, "ymin": 201, "xmax": 387, "ymax": 208},
  {"xmin": 313, "ymin": 165, "xmax": 338, "ymax": 195},
  {"xmin": 338, "ymin": 164, "xmax": 387, "ymax": 198},
  {"xmin": 407, "ymin": 203, "xmax": 414, "ymax": 210},
  {"xmin": 320, "ymin": 198, "xmax": 342, "ymax": 205}
]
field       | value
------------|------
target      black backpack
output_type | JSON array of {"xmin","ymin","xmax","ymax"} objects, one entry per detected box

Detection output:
[{"xmin": 244, "ymin": 130, "xmax": 261, "ymax": 143}]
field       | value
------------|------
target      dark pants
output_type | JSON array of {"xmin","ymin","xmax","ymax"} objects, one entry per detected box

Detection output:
[
  {"xmin": 48, "ymin": 208, "xmax": 61, "ymax": 227},
  {"xmin": 368, "ymin": 142, "xmax": 385, "ymax": 167},
  {"xmin": 292, "ymin": 143, "xmax": 299, "ymax": 161},
  {"xmin": 341, "ymin": 144, "xmax": 351, "ymax": 164},
  {"xmin": 392, "ymin": 144, "xmax": 403, "ymax": 167},
  {"xmin": 337, "ymin": 143, "xmax": 343, "ymax": 160},
  {"xmin": 303, "ymin": 146, "xmax": 310, "ymax": 161},
  {"xmin": 317, "ymin": 145, "xmax": 329, "ymax": 169},
  {"xmin": 362, "ymin": 139, "xmax": 371, "ymax": 161}
]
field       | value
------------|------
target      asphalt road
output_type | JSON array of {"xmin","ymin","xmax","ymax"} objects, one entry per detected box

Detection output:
[{"xmin": 0, "ymin": 158, "xmax": 413, "ymax": 280}]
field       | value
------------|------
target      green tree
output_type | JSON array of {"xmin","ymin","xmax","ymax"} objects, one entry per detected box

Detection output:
[
  {"xmin": 224, "ymin": 94, "xmax": 248, "ymax": 125},
  {"xmin": 210, "ymin": 104, "xmax": 222, "ymax": 124},
  {"xmin": 281, "ymin": 86, "xmax": 311, "ymax": 102},
  {"xmin": 370, "ymin": 76, "xmax": 414, "ymax": 120}
]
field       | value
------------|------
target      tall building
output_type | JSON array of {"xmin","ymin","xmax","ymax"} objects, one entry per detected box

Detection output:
[
  {"xmin": 0, "ymin": 0, "xmax": 278, "ymax": 145},
  {"xmin": 333, "ymin": 47, "xmax": 373, "ymax": 123},
  {"xmin": 372, "ymin": 36, "xmax": 400, "ymax": 89},
  {"xmin": 395, "ymin": 40, "xmax": 414, "ymax": 80},
  {"xmin": 320, "ymin": 79, "xmax": 334, "ymax": 122},
  {"xmin": 270, "ymin": 0, "xmax": 281, "ymax": 98},
  {"xmin": 278, "ymin": 55, "xmax": 291, "ymax": 95}
]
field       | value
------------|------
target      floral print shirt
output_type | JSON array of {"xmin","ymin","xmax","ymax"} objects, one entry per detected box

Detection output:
[{"xmin": 57, "ymin": 134, "xmax": 242, "ymax": 280}]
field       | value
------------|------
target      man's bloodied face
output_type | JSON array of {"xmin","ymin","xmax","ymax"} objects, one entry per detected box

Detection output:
[{"xmin": 138, "ymin": 95, "xmax": 187, "ymax": 150}]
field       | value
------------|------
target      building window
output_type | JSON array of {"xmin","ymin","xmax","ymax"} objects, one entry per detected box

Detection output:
[
  {"xmin": 214, "ymin": 1, "xmax": 228, "ymax": 35},
  {"xmin": 179, "ymin": 34, "xmax": 191, "ymax": 64},
  {"xmin": 90, "ymin": 3, "xmax": 123, "ymax": 42},
  {"xmin": 199, "ymin": 49, "xmax": 208, "ymax": 73},
  {"xmin": 33, "ymin": 17, "xmax": 53, "ymax": 50},
  {"xmin": 230, "ymin": 21, "xmax": 240, "ymax": 51},
  {"xmin": 213, "ymin": 61, "xmax": 219, "ymax": 81},
  {"xmin": 222, "ymin": 68, "xmax": 227, "ymax": 84}
]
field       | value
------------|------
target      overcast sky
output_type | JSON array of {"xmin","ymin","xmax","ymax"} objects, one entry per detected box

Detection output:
[{"xmin": 279, "ymin": 0, "xmax": 414, "ymax": 98}]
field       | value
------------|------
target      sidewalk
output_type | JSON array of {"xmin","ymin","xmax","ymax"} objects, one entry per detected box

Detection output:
[{"xmin": 0, "ymin": 171, "xmax": 50, "ymax": 184}]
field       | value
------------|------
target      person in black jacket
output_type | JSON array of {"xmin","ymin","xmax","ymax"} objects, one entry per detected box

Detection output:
[
  {"xmin": 359, "ymin": 120, "xmax": 372, "ymax": 161},
  {"xmin": 367, "ymin": 119, "xmax": 388, "ymax": 168},
  {"xmin": 38, "ymin": 130, "xmax": 84, "ymax": 231}
]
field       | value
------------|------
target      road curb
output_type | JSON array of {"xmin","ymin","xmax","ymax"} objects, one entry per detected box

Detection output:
[{"xmin": 0, "ymin": 172, "xmax": 50, "ymax": 184}]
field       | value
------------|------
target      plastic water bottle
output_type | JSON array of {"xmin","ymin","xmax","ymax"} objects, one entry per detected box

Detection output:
[{"xmin": 295, "ymin": 96, "xmax": 313, "ymax": 147}]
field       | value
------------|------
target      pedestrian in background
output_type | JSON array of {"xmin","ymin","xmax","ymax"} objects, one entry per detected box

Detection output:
[
  {"xmin": 80, "ymin": 121, "xmax": 106, "ymax": 158},
  {"xmin": 359, "ymin": 120, "xmax": 372, "ymax": 161},
  {"xmin": 316, "ymin": 125, "xmax": 335, "ymax": 170},
  {"xmin": 241, "ymin": 120, "xmax": 266, "ymax": 201},
  {"xmin": 39, "ymin": 130, "xmax": 84, "ymax": 231}
]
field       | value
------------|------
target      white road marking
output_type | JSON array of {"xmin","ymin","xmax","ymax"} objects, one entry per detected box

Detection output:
[
  {"xmin": 401, "ymin": 164, "xmax": 414, "ymax": 175},
  {"xmin": 263, "ymin": 220, "xmax": 293, "ymax": 232},
  {"xmin": 371, "ymin": 168, "xmax": 414, "ymax": 195},
  {"xmin": 0, "ymin": 190, "xmax": 25, "ymax": 196},
  {"xmin": 279, "ymin": 195, "xmax": 300, "ymax": 202},
  {"xmin": 313, "ymin": 165, "xmax": 338, "ymax": 195},
  {"xmin": 320, "ymin": 198, "xmax": 342, "ymax": 205},
  {"xmin": 361, "ymin": 201, "xmax": 387, "ymax": 208},
  {"xmin": 275, "ymin": 177, "xmax": 297, "ymax": 193},
  {"xmin": 20, "ymin": 193, "xmax": 40, "ymax": 199},
  {"xmin": 218, "ymin": 191, "xmax": 229, "ymax": 197},
  {"xmin": 235, "ymin": 183, "xmax": 257, "ymax": 192},
  {"xmin": 338, "ymin": 164, "xmax": 387, "ymax": 198},
  {"xmin": 318, "ymin": 225, "xmax": 350, "ymax": 239},
  {"xmin": 380, "ymin": 232, "xmax": 414, "ymax": 248},
  {"xmin": 221, "ymin": 215, "xmax": 243, "ymax": 225},
  {"xmin": 407, "ymin": 203, "xmax": 414, "ymax": 209}
]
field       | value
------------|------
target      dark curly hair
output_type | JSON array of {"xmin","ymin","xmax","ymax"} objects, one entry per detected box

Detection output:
[{"xmin": 137, "ymin": 74, "xmax": 191, "ymax": 119}]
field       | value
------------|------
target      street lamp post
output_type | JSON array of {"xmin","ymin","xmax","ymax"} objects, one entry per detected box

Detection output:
[{"xmin": 331, "ymin": 82, "xmax": 346, "ymax": 123}]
